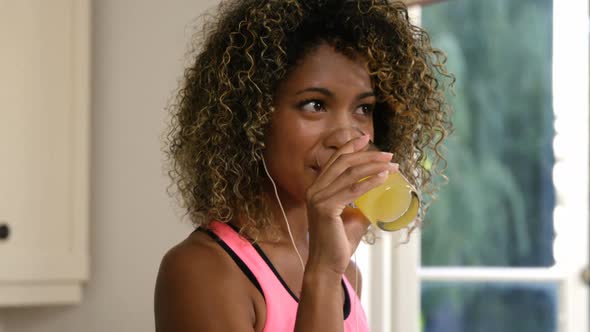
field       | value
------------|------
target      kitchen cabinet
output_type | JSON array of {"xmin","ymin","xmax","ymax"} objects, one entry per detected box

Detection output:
[{"xmin": 0, "ymin": 0, "xmax": 90, "ymax": 306}]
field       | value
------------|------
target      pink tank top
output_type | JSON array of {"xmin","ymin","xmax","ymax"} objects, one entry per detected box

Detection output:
[{"xmin": 201, "ymin": 221, "xmax": 370, "ymax": 332}]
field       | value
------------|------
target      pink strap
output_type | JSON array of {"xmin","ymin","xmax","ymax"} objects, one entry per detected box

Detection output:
[
  {"xmin": 209, "ymin": 222, "xmax": 298, "ymax": 330},
  {"xmin": 342, "ymin": 274, "xmax": 370, "ymax": 331}
]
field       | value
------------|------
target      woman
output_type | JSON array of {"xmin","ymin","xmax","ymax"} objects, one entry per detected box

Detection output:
[{"xmin": 155, "ymin": 0, "xmax": 452, "ymax": 331}]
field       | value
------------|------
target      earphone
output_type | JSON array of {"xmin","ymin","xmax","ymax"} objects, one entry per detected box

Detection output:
[
  {"xmin": 261, "ymin": 157, "xmax": 305, "ymax": 271},
  {"xmin": 262, "ymin": 157, "xmax": 361, "ymax": 331}
]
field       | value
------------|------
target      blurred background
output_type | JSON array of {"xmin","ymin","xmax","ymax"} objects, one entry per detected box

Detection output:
[
  {"xmin": 421, "ymin": 0, "xmax": 556, "ymax": 331},
  {"xmin": 0, "ymin": 0, "xmax": 587, "ymax": 331}
]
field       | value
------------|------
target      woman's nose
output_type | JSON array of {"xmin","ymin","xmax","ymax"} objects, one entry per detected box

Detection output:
[{"xmin": 323, "ymin": 127, "xmax": 366, "ymax": 150}]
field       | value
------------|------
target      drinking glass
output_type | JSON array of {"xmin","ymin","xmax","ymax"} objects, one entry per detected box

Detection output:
[{"xmin": 352, "ymin": 143, "xmax": 420, "ymax": 232}]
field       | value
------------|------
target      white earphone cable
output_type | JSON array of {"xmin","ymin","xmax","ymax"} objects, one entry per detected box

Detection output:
[{"xmin": 262, "ymin": 158, "xmax": 305, "ymax": 272}]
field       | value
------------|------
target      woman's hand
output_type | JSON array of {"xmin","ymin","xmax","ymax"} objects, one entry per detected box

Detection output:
[{"xmin": 305, "ymin": 134, "xmax": 399, "ymax": 275}]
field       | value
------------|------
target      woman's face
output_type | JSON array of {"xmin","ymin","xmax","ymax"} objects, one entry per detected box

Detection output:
[{"xmin": 263, "ymin": 43, "xmax": 376, "ymax": 203}]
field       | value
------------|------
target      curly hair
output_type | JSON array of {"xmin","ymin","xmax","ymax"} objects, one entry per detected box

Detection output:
[{"xmin": 165, "ymin": 0, "xmax": 454, "ymax": 240}]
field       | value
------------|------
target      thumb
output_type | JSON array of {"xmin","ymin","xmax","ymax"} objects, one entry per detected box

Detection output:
[{"xmin": 341, "ymin": 206, "xmax": 371, "ymax": 253}]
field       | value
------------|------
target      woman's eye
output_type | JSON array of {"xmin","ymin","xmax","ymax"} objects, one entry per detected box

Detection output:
[
  {"xmin": 298, "ymin": 100, "xmax": 326, "ymax": 113},
  {"xmin": 356, "ymin": 104, "xmax": 375, "ymax": 116}
]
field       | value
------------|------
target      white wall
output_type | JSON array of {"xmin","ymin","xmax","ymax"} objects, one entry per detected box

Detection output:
[{"xmin": 0, "ymin": 1, "xmax": 218, "ymax": 331}]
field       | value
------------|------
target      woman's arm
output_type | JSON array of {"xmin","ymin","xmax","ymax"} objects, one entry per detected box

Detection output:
[
  {"xmin": 293, "ymin": 259, "xmax": 363, "ymax": 331},
  {"xmin": 294, "ymin": 265, "xmax": 346, "ymax": 331},
  {"xmin": 294, "ymin": 135, "xmax": 386, "ymax": 331}
]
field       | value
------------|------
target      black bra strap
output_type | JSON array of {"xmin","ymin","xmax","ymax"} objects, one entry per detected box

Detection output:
[
  {"xmin": 342, "ymin": 279, "xmax": 351, "ymax": 319},
  {"xmin": 196, "ymin": 228, "xmax": 264, "ymax": 298}
]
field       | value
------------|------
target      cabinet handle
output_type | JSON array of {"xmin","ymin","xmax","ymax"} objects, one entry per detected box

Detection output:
[
  {"xmin": 582, "ymin": 266, "xmax": 590, "ymax": 285},
  {"xmin": 0, "ymin": 223, "xmax": 9, "ymax": 240}
]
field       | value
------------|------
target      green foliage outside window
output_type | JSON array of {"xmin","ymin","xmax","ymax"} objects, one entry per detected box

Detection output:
[{"xmin": 420, "ymin": 0, "xmax": 556, "ymax": 331}]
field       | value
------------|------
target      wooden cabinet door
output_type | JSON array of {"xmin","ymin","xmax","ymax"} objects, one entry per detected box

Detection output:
[{"xmin": 0, "ymin": 0, "xmax": 89, "ymax": 306}]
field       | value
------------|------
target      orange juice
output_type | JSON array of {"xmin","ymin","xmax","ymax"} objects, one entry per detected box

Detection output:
[{"xmin": 353, "ymin": 172, "xmax": 419, "ymax": 232}]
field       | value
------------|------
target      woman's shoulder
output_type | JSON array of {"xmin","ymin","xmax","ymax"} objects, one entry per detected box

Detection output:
[
  {"xmin": 158, "ymin": 230, "xmax": 232, "ymax": 280},
  {"xmin": 154, "ymin": 230, "xmax": 258, "ymax": 331},
  {"xmin": 156, "ymin": 229, "xmax": 258, "ymax": 295}
]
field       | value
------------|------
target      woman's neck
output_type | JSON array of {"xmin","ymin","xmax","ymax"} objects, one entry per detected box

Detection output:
[{"xmin": 261, "ymin": 185, "xmax": 310, "ymax": 247}]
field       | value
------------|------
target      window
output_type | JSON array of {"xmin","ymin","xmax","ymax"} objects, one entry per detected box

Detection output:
[{"xmin": 359, "ymin": 1, "xmax": 589, "ymax": 331}]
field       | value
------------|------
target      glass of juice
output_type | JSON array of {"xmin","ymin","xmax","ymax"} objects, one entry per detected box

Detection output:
[{"xmin": 352, "ymin": 143, "xmax": 420, "ymax": 232}]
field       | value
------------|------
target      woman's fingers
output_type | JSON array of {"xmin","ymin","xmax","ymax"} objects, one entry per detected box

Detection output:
[
  {"xmin": 313, "ymin": 161, "xmax": 399, "ymax": 202},
  {"xmin": 307, "ymin": 166, "xmax": 393, "ymax": 221},
  {"xmin": 341, "ymin": 206, "xmax": 372, "ymax": 252},
  {"xmin": 317, "ymin": 166, "xmax": 393, "ymax": 208},
  {"xmin": 315, "ymin": 151, "xmax": 393, "ymax": 188},
  {"xmin": 318, "ymin": 134, "xmax": 371, "ymax": 177},
  {"xmin": 308, "ymin": 133, "xmax": 397, "ymax": 209}
]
